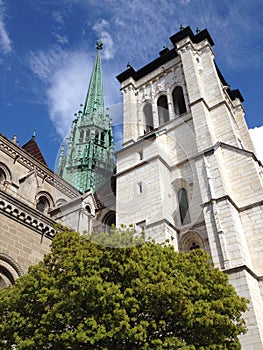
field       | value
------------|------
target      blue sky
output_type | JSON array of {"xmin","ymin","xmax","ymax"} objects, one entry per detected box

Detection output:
[{"xmin": 0, "ymin": 0, "xmax": 263, "ymax": 168}]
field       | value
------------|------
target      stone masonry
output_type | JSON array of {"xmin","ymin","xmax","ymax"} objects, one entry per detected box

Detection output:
[{"xmin": 116, "ymin": 27, "xmax": 263, "ymax": 349}]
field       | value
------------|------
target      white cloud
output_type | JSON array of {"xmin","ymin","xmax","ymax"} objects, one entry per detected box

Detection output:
[
  {"xmin": 77, "ymin": 0, "xmax": 262, "ymax": 71},
  {"xmin": 100, "ymin": 31, "xmax": 114, "ymax": 60},
  {"xmin": 93, "ymin": 19, "xmax": 115, "ymax": 60},
  {"xmin": 249, "ymin": 126, "xmax": 263, "ymax": 163},
  {"xmin": 52, "ymin": 10, "xmax": 64, "ymax": 25},
  {"xmin": 0, "ymin": 0, "xmax": 12, "ymax": 54},
  {"xmin": 26, "ymin": 0, "xmax": 263, "ymax": 145},
  {"xmin": 52, "ymin": 32, "xmax": 68, "ymax": 45},
  {"xmin": 30, "ymin": 48, "xmax": 93, "ymax": 137},
  {"xmin": 114, "ymin": 18, "xmax": 125, "ymax": 27},
  {"xmin": 29, "ymin": 48, "xmax": 63, "ymax": 80},
  {"xmin": 93, "ymin": 19, "xmax": 108, "ymax": 33},
  {"xmin": 29, "ymin": 39, "xmax": 123, "ymax": 139},
  {"xmin": 47, "ymin": 52, "xmax": 92, "ymax": 137}
]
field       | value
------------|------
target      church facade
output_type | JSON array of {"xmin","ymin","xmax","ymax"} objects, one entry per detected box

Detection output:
[
  {"xmin": 0, "ymin": 26, "xmax": 263, "ymax": 348},
  {"xmin": 116, "ymin": 26, "xmax": 263, "ymax": 348},
  {"xmin": 0, "ymin": 132, "xmax": 97, "ymax": 286}
]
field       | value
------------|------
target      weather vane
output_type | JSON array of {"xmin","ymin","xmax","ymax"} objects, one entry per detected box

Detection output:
[{"xmin": 96, "ymin": 39, "xmax": 103, "ymax": 50}]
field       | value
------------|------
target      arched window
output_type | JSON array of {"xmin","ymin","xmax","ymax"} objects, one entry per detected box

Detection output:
[
  {"xmin": 36, "ymin": 196, "xmax": 49, "ymax": 213},
  {"xmin": 100, "ymin": 132, "xmax": 105, "ymax": 146},
  {"xmin": 0, "ymin": 164, "xmax": 11, "ymax": 187},
  {"xmin": 95, "ymin": 132, "xmax": 99, "ymax": 144},
  {"xmin": 0, "ymin": 169, "xmax": 6, "ymax": 184},
  {"xmin": 178, "ymin": 188, "xmax": 190, "ymax": 225},
  {"xmin": 79, "ymin": 129, "xmax": 84, "ymax": 141},
  {"xmin": 157, "ymin": 95, "xmax": 169, "ymax": 125},
  {"xmin": 143, "ymin": 103, "xmax": 154, "ymax": 133},
  {"xmin": 0, "ymin": 265, "xmax": 15, "ymax": 287},
  {"xmin": 0, "ymin": 253, "xmax": 23, "ymax": 288},
  {"xmin": 103, "ymin": 212, "xmax": 116, "ymax": 233},
  {"xmin": 178, "ymin": 232, "xmax": 203, "ymax": 252},
  {"xmin": 172, "ymin": 86, "xmax": 186, "ymax": 115}
]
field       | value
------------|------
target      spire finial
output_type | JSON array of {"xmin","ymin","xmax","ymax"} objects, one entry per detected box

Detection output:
[
  {"xmin": 32, "ymin": 129, "xmax": 36, "ymax": 141},
  {"xmin": 11, "ymin": 134, "xmax": 18, "ymax": 144},
  {"xmin": 96, "ymin": 39, "xmax": 103, "ymax": 50}
]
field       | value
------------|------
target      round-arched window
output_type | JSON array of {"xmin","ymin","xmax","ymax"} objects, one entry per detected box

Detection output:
[
  {"xmin": 0, "ymin": 169, "xmax": 6, "ymax": 184},
  {"xmin": 143, "ymin": 103, "xmax": 154, "ymax": 133},
  {"xmin": 172, "ymin": 86, "xmax": 186, "ymax": 115},
  {"xmin": 36, "ymin": 196, "xmax": 49, "ymax": 213},
  {"xmin": 103, "ymin": 212, "xmax": 116, "ymax": 232},
  {"xmin": 157, "ymin": 95, "xmax": 169, "ymax": 125},
  {"xmin": 0, "ymin": 254, "xmax": 23, "ymax": 289}
]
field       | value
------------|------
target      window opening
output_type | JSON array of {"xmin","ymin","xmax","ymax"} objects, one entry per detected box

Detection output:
[
  {"xmin": 95, "ymin": 132, "xmax": 99, "ymax": 144},
  {"xmin": 137, "ymin": 182, "xmax": 143, "ymax": 194},
  {"xmin": 79, "ymin": 129, "xmax": 84, "ymax": 142},
  {"xmin": 143, "ymin": 103, "xmax": 154, "ymax": 133},
  {"xmin": 103, "ymin": 213, "xmax": 116, "ymax": 233},
  {"xmin": 157, "ymin": 95, "xmax": 169, "ymax": 125},
  {"xmin": 172, "ymin": 86, "xmax": 186, "ymax": 115},
  {"xmin": 85, "ymin": 129, "xmax": 90, "ymax": 141},
  {"xmin": 190, "ymin": 242, "xmax": 200, "ymax": 250},
  {"xmin": 101, "ymin": 132, "xmax": 105, "ymax": 146},
  {"xmin": 85, "ymin": 205, "xmax": 91, "ymax": 214},
  {"xmin": 178, "ymin": 188, "xmax": 190, "ymax": 225},
  {"xmin": 36, "ymin": 197, "xmax": 48, "ymax": 213},
  {"xmin": 0, "ymin": 169, "xmax": 6, "ymax": 184}
]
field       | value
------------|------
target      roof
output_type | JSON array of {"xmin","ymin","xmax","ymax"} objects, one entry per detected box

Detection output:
[
  {"xmin": 116, "ymin": 26, "xmax": 244, "ymax": 102},
  {"xmin": 116, "ymin": 48, "xmax": 178, "ymax": 83},
  {"xmin": 116, "ymin": 26, "xmax": 214, "ymax": 84},
  {"xmin": 22, "ymin": 137, "xmax": 48, "ymax": 166},
  {"xmin": 169, "ymin": 26, "xmax": 214, "ymax": 47}
]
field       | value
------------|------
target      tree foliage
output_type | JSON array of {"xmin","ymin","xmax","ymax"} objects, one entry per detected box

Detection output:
[{"xmin": 0, "ymin": 226, "xmax": 248, "ymax": 349}]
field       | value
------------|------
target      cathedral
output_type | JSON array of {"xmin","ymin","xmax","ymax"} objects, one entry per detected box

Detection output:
[{"xmin": 0, "ymin": 26, "xmax": 263, "ymax": 348}]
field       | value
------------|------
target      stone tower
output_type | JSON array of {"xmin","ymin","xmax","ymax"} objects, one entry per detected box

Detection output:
[
  {"xmin": 116, "ymin": 26, "xmax": 263, "ymax": 348},
  {"xmin": 58, "ymin": 40, "xmax": 115, "ymax": 193}
]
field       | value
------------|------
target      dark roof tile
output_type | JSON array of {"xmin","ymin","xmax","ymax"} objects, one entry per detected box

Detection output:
[{"xmin": 22, "ymin": 138, "xmax": 48, "ymax": 166}]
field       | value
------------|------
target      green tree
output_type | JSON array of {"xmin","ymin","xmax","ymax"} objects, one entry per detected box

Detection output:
[{"xmin": 0, "ymin": 226, "xmax": 247, "ymax": 349}]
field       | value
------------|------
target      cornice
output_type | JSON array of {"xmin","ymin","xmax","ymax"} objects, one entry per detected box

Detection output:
[
  {"xmin": 0, "ymin": 189, "xmax": 56, "ymax": 240},
  {"xmin": 223, "ymin": 264, "xmax": 263, "ymax": 282},
  {"xmin": 0, "ymin": 134, "xmax": 80, "ymax": 199},
  {"xmin": 203, "ymin": 194, "xmax": 263, "ymax": 213}
]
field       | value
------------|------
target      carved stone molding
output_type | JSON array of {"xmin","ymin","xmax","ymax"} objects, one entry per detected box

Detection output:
[
  {"xmin": 0, "ymin": 135, "xmax": 80, "ymax": 199},
  {"xmin": 0, "ymin": 194, "xmax": 56, "ymax": 239},
  {"xmin": 0, "ymin": 252, "xmax": 24, "ymax": 277}
]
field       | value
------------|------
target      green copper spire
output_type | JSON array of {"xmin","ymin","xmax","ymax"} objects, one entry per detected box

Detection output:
[
  {"xmin": 57, "ymin": 41, "xmax": 115, "ymax": 194},
  {"xmin": 83, "ymin": 40, "xmax": 104, "ymax": 117}
]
